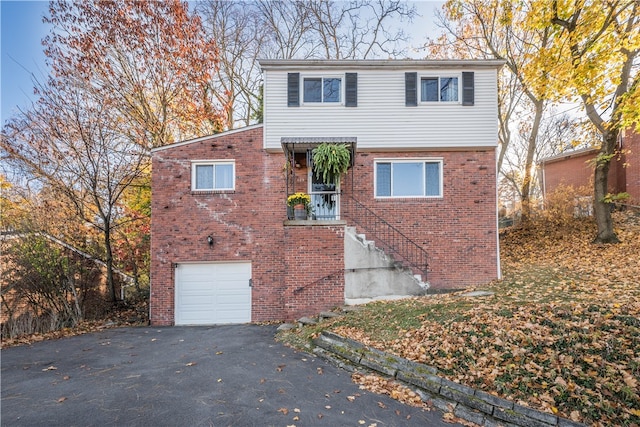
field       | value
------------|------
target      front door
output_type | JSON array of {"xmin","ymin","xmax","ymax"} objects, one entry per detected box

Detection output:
[{"xmin": 309, "ymin": 168, "xmax": 339, "ymax": 220}]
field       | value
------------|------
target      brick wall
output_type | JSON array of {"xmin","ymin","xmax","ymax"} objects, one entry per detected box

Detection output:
[
  {"xmin": 542, "ymin": 150, "xmax": 597, "ymax": 196},
  {"xmin": 150, "ymin": 126, "xmax": 288, "ymax": 325},
  {"xmin": 342, "ymin": 150, "xmax": 499, "ymax": 289},
  {"xmin": 151, "ymin": 126, "xmax": 500, "ymax": 324},
  {"xmin": 151, "ymin": 126, "xmax": 346, "ymax": 325},
  {"xmin": 283, "ymin": 224, "xmax": 345, "ymax": 320},
  {"xmin": 623, "ymin": 129, "xmax": 640, "ymax": 203},
  {"xmin": 541, "ymin": 129, "xmax": 640, "ymax": 204}
]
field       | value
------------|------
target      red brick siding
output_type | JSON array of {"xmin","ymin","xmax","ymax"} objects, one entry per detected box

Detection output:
[
  {"xmin": 542, "ymin": 151, "xmax": 598, "ymax": 195},
  {"xmin": 151, "ymin": 126, "xmax": 346, "ymax": 325},
  {"xmin": 542, "ymin": 129, "xmax": 640, "ymax": 204},
  {"xmin": 151, "ymin": 126, "xmax": 500, "ymax": 324},
  {"xmin": 623, "ymin": 130, "xmax": 640, "ymax": 203},
  {"xmin": 283, "ymin": 224, "xmax": 345, "ymax": 320},
  {"xmin": 151, "ymin": 126, "xmax": 288, "ymax": 325},
  {"xmin": 342, "ymin": 150, "xmax": 499, "ymax": 289}
]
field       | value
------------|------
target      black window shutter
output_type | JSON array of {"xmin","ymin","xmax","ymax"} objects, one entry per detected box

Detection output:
[
  {"xmin": 462, "ymin": 71, "xmax": 474, "ymax": 106},
  {"xmin": 345, "ymin": 73, "xmax": 357, "ymax": 107},
  {"xmin": 405, "ymin": 72, "xmax": 417, "ymax": 107},
  {"xmin": 287, "ymin": 73, "xmax": 300, "ymax": 107}
]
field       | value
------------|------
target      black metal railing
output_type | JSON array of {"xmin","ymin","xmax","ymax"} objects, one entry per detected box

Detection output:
[
  {"xmin": 286, "ymin": 191, "xmax": 341, "ymax": 220},
  {"xmin": 309, "ymin": 191, "xmax": 339, "ymax": 220},
  {"xmin": 342, "ymin": 196, "xmax": 428, "ymax": 281}
]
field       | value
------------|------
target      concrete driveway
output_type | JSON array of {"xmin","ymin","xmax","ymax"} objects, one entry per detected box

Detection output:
[{"xmin": 1, "ymin": 325, "xmax": 459, "ymax": 426}]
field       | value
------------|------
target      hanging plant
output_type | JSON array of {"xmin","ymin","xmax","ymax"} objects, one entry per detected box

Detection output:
[{"xmin": 312, "ymin": 143, "xmax": 351, "ymax": 185}]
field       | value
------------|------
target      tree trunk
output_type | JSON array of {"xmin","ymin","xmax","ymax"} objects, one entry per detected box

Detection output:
[
  {"xmin": 520, "ymin": 100, "xmax": 544, "ymax": 221},
  {"xmin": 593, "ymin": 130, "xmax": 620, "ymax": 243},
  {"xmin": 104, "ymin": 226, "xmax": 118, "ymax": 303}
]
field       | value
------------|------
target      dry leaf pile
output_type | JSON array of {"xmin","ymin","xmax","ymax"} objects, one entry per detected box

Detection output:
[{"xmin": 331, "ymin": 211, "xmax": 640, "ymax": 426}]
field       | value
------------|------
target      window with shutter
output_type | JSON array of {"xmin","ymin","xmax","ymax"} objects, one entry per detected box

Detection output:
[{"xmin": 302, "ymin": 76, "xmax": 342, "ymax": 103}]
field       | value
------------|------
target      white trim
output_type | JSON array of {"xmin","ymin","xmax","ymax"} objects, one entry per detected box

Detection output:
[
  {"xmin": 151, "ymin": 124, "xmax": 263, "ymax": 153},
  {"xmin": 494, "ymin": 146, "xmax": 502, "ymax": 280},
  {"xmin": 259, "ymin": 59, "xmax": 506, "ymax": 70},
  {"xmin": 191, "ymin": 160, "xmax": 236, "ymax": 191},
  {"xmin": 373, "ymin": 157, "xmax": 444, "ymax": 199}
]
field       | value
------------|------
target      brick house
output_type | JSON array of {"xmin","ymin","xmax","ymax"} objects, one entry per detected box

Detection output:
[
  {"xmin": 539, "ymin": 128, "xmax": 640, "ymax": 204},
  {"xmin": 150, "ymin": 59, "xmax": 504, "ymax": 326}
]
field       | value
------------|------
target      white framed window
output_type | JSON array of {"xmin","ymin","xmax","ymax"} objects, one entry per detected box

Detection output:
[
  {"xmin": 421, "ymin": 76, "xmax": 459, "ymax": 102},
  {"xmin": 303, "ymin": 76, "xmax": 342, "ymax": 103},
  {"xmin": 191, "ymin": 160, "xmax": 235, "ymax": 191},
  {"xmin": 374, "ymin": 159, "xmax": 443, "ymax": 198}
]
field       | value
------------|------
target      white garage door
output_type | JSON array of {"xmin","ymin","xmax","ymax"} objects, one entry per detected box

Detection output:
[{"xmin": 175, "ymin": 262, "xmax": 251, "ymax": 325}]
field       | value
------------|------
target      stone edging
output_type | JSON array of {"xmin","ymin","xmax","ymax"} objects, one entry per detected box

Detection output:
[{"xmin": 312, "ymin": 331, "xmax": 585, "ymax": 427}]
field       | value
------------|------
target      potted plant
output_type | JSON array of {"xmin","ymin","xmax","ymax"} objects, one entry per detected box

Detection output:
[
  {"xmin": 312, "ymin": 143, "xmax": 351, "ymax": 186},
  {"xmin": 287, "ymin": 192, "xmax": 311, "ymax": 220}
]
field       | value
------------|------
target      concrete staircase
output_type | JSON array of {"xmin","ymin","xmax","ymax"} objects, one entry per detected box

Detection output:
[{"xmin": 344, "ymin": 226, "xmax": 429, "ymax": 304}]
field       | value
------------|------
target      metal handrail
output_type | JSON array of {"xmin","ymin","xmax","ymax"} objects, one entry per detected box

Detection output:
[{"xmin": 342, "ymin": 195, "xmax": 428, "ymax": 280}]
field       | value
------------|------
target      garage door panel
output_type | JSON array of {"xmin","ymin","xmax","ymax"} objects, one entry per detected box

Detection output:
[{"xmin": 175, "ymin": 262, "xmax": 251, "ymax": 325}]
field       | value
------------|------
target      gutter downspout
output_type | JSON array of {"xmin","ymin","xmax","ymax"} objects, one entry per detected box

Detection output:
[{"xmin": 495, "ymin": 146, "xmax": 502, "ymax": 280}]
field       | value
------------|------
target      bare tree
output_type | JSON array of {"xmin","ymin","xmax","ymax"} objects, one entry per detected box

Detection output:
[
  {"xmin": 197, "ymin": 1, "xmax": 267, "ymax": 129},
  {"xmin": 304, "ymin": 0, "xmax": 416, "ymax": 59},
  {"xmin": 2, "ymin": 79, "xmax": 147, "ymax": 303},
  {"xmin": 257, "ymin": 1, "xmax": 317, "ymax": 59},
  {"xmin": 197, "ymin": 0, "xmax": 417, "ymax": 127}
]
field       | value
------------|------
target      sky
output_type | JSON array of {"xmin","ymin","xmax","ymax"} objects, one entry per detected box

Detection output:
[
  {"xmin": 0, "ymin": 0, "xmax": 445, "ymax": 127},
  {"xmin": 1, "ymin": 1, "xmax": 50, "ymax": 126}
]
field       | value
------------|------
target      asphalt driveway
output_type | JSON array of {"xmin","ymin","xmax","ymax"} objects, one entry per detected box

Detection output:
[{"xmin": 1, "ymin": 325, "xmax": 459, "ymax": 426}]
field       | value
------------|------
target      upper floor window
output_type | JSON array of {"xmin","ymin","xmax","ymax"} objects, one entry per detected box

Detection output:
[
  {"xmin": 303, "ymin": 77, "xmax": 341, "ymax": 103},
  {"xmin": 288, "ymin": 72, "xmax": 357, "ymax": 107},
  {"xmin": 192, "ymin": 160, "xmax": 235, "ymax": 191},
  {"xmin": 406, "ymin": 72, "xmax": 473, "ymax": 106},
  {"xmin": 375, "ymin": 159, "xmax": 442, "ymax": 198},
  {"xmin": 421, "ymin": 77, "xmax": 458, "ymax": 102}
]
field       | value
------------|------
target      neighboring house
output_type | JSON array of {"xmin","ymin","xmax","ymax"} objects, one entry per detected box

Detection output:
[
  {"xmin": 150, "ymin": 59, "xmax": 505, "ymax": 326},
  {"xmin": 539, "ymin": 128, "xmax": 640, "ymax": 205}
]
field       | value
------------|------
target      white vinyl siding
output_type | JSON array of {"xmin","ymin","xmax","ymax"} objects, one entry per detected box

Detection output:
[
  {"xmin": 191, "ymin": 160, "xmax": 235, "ymax": 191},
  {"xmin": 263, "ymin": 67, "xmax": 499, "ymax": 150}
]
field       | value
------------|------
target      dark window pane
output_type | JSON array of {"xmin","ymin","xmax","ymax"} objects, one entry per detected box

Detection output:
[
  {"xmin": 440, "ymin": 77, "xmax": 458, "ymax": 102},
  {"xmin": 421, "ymin": 78, "xmax": 438, "ymax": 102},
  {"xmin": 303, "ymin": 78, "xmax": 322, "ymax": 102},
  {"xmin": 323, "ymin": 78, "xmax": 341, "ymax": 102},
  {"xmin": 376, "ymin": 163, "xmax": 391, "ymax": 197},
  {"xmin": 425, "ymin": 162, "xmax": 440, "ymax": 196}
]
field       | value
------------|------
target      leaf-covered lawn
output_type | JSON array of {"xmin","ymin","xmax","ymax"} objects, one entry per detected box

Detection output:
[{"xmin": 321, "ymin": 211, "xmax": 640, "ymax": 426}]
